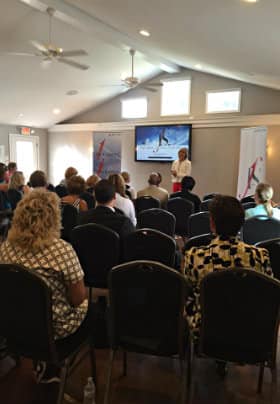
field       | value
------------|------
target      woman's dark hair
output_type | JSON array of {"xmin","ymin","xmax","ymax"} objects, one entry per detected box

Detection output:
[
  {"xmin": 29, "ymin": 170, "xmax": 47, "ymax": 188},
  {"xmin": 209, "ymin": 195, "xmax": 245, "ymax": 236},
  {"xmin": 181, "ymin": 176, "xmax": 195, "ymax": 191}
]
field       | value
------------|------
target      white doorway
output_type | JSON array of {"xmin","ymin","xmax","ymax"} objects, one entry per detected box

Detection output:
[{"xmin": 9, "ymin": 134, "xmax": 39, "ymax": 181}]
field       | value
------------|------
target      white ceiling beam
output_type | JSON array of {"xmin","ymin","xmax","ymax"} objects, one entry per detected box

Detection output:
[{"xmin": 18, "ymin": 0, "xmax": 180, "ymax": 73}]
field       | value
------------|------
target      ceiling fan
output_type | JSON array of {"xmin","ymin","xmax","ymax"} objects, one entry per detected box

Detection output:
[
  {"xmin": 116, "ymin": 49, "xmax": 162, "ymax": 92},
  {"xmin": 0, "ymin": 7, "xmax": 90, "ymax": 71}
]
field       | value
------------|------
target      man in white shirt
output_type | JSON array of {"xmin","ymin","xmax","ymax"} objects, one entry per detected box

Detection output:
[{"xmin": 137, "ymin": 173, "xmax": 169, "ymax": 209}]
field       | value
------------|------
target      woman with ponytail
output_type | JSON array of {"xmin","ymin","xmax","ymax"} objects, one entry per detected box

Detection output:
[{"xmin": 245, "ymin": 183, "xmax": 280, "ymax": 220}]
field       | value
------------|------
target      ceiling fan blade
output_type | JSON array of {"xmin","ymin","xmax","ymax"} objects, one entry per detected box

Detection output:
[
  {"xmin": 141, "ymin": 86, "xmax": 158, "ymax": 93},
  {"xmin": 30, "ymin": 40, "xmax": 48, "ymax": 53},
  {"xmin": 57, "ymin": 58, "xmax": 90, "ymax": 70},
  {"xmin": 148, "ymin": 82, "xmax": 163, "ymax": 87},
  {"xmin": 0, "ymin": 52, "xmax": 38, "ymax": 57},
  {"xmin": 60, "ymin": 49, "xmax": 88, "ymax": 57}
]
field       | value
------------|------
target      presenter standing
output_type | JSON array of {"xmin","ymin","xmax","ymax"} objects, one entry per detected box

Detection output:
[{"xmin": 171, "ymin": 147, "xmax": 191, "ymax": 192}]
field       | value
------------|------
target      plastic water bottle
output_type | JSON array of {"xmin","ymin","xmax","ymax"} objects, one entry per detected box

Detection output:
[{"xmin": 83, "ymin": 377, "xmax": 96, "ymax": 404}]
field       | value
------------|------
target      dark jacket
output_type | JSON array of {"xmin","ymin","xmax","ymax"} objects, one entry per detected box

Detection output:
[{"xmin": 78, "ymin": 205, "xmax": 135, "ymax": 239}]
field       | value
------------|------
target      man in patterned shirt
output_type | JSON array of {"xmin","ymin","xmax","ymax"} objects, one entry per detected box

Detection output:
[{"xmin": 185, "ymin": 195, "xmax": 272, "ymax": 339}]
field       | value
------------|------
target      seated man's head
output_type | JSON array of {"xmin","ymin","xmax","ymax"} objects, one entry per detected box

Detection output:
[
  {"xmin": 181, "ymin": 176, "xmax": 195, "ymax": 192},
  {"xmin": 209, "ymin": 195, "xmax": 245, "ymax": 237},
  {"xmin": 94, "ymin": 179, "xmax": 116, "ymax": 207},
  {"xmin": 148, "ymin": 172, "xmax": 160, "ymax": 186},
  {"xmin": 29, "ymin": 170, "xmax": 47, "ymax": 188}
]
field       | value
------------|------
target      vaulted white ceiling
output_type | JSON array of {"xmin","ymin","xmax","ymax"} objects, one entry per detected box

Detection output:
[{"xmin": 1, "ymin": 0, "xmax": 280, "ymax": 127}]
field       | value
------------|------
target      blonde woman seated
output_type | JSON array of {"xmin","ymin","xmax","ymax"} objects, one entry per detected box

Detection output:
[
  {"xmin": 0, "ymin": 190, "xmax": 88, "ymax": 381},
  {"xmin": 7, "ymin": 171, "xmax": 30, "ymax": 210},
  {"xmin": 61, "ymin": 175, "xmax": 88, "ymax": 212},
  {"xmin": 245, "ymin": 183, "xmax": 280, "ymax": 220},
  {"xmin": 108, "ymin": 173, "xmax": 137, "ymax": 226}
]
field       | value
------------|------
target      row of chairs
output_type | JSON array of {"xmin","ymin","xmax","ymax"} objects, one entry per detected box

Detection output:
[{"xmin": 0, "ymin": 262, "xmax": 279, "ymax": 403}]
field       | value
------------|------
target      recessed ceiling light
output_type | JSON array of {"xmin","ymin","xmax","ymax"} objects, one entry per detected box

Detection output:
[
  {"xmin": 66, "ymin": 90, "xmax": 78, "ymax": 96},
  {"xmin": 195, "ymin": 64, "xmax": 203, "ymax": 69},
  {"xmin": 243, "ymin": 0, "xmax": 259, "ymax": 3},
  {"xmin": 53, "ymin": 108, "xmax": 61, "ymax": 115},
  {"xmin": 139, "ymin": 30, "xmax": 151, "ymax": 37}
]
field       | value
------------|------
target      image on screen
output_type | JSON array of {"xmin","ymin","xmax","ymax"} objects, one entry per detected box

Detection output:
[{"xmin": 135, "ymin": 124, "xmax": 192, "ymax": 162}]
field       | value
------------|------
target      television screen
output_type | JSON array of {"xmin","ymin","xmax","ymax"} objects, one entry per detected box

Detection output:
[{"xmin": 135, "ymin": 124, "xmax": 192, "ymax": 162}]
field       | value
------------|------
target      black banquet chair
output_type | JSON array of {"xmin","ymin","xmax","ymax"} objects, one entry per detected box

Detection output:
[
  {"xmin": 71, "ymin": 223, "xmax": 120, "ymax": 293},
  {"xmin": 0, "ymin": 264, "xmax": 96, "ymax": 404},
  {"xmin": 184, "ymin": 233, "xmax": 214, "ymax": 252},
  {"xmin": 138, "ymin": 208, "xmax": 176, "ymax": 237},
  {"xmin": 104, "ymin": 260, "xmax": 190, "ymax": 404},
  {"xmin": 167, "ymin": 197, "xmax": 194, "ymax": 237},
  {"xmin": 61, "ymin": 204, "xmax": 78, "ymax": 242},
  {"xmin": 241, "ymin": 215, "xmax": 280, "ymax": 245},
  {"xmin": 203, "ymin": 193, "xmax": 218, "ymax": 201},
  {"xmin": 191, "ymin": 268, "xmax": 280, "ymax": 395},
  {"xmin": 134, "ymin": 196, "xmax": 160, "ymax": 216},
  {"xmin": 188, "ymin": 211, "xmax": 210, "ymax": 238},
  {"xmin": 255, "ymin": 238, "xmax": 280, "ymax": 281},
  {"xmin": 200, "ymin": 199, "xmax": 213, "ymax": 212},
  {"xmin": 242, "ymin": 201, "xmax": 256, "ymax": 210},
  {"xmin": 123, "ymin": 228, "xmax": 176, "ymax": 267}
]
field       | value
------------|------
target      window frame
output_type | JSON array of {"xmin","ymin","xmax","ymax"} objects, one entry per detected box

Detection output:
[
  {"xmin": 121, "ymin": 97, "xmax": 148, "ymax": 119},
  {"xmin": 205, "ymin": 88, "xmax": 241, "ymax": 114},
  {"xmin": 160, "ymin": 77, "xmax": 192, "ymax": 117}
]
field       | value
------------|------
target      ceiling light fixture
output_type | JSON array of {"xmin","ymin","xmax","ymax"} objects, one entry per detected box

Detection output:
[
  {"xmin": 243, "ymin": 0, "xmax": 259, "ymax": 3},
  {"xmin": 195, "ymin": 64, "xmax": 203, "ymax": 69},
  {"xmin": 53, "ymin": 108, "xmax": 61, "ymax": 115},
  {"xmin": 139, "ymin": 30, "xmax": 151, "ymax": 37}
]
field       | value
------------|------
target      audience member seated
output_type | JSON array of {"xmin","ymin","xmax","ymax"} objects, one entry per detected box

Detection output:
[
  {"xmin": 245, "ymin": 182, "xmax": 280, "ymax": 220},
  {"xmin": 78, "ymin": 179, "xmax": 135, "ymax": 239},
  {"xmin": 60, "ymin": 166, "xmax": 78, "ymax": 187},
  {"xmin": 86, "ymin": 174, "xmax": 100, "ymax": 195},
  {"xmin": 0, "ymin": 163, "xmax": 8, "ymax": 192},
  {"xmin": 61, "ymin": 175, "xmax": 88, "ymax": 212},
  {"xmin": 184, "ymin": 195, "xmax": 272, "ymax": 339},
  {"xmin": 170, "ymin": 176, "xmax": 201, "ymax": 213},
  {"xmin": 108, "ymin": 174, "xmax": 137, "ymax": 225},
  {"xmin": 121, "ymin": 171, "xmax": 136, "ymax": 200},
  {"xmin": 7, "ymin": 171, "xmax": 30, "ymax": 210},
  {"xmin": 0, "ymin": 190, "xmax": 88, "ymax": 381},
  {"xmin": 29, "ymin": 170, "xmax": 48, "ymax": 189},
  {"xmin": 137, "ymin": 172, "xmax": 169, "ymax": 209},
  {"xmin": 5, "ymin": 162, "xmax": 17, "ymax": 183}
]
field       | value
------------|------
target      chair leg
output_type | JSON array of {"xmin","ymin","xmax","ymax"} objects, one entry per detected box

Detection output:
[
  {"xmin": 104, "ymin": 349, "xmax": 116, "ymax": 404},
  {"xmin": 57, "ymin": 360, "xmax": 69, "ymax": 404},
  {"xmin": 122, "ymin": 350, "xmax": 127, "ymax": 377},
  {"xmin": 257, "ymin": 363, "xmax": 265, "ymax": 394},
  {"xmin": 89, "ymin": 343, "xmax": 97, "ymax": 387}
]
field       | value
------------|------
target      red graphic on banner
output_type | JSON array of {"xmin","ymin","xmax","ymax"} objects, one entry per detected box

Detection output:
[
  {"xmin": 96, "ymin": 139, "xmax": 106, "ymax": 160},
  {"xmin": 97, "ymin": 159, "xmax": 104, "ymax": 176},
  {"xmin": 241, "ymin": 157, "xmax": 262, "ymax": 198}
]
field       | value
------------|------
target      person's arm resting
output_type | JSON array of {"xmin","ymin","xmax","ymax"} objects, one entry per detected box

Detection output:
[{"xmin": 67, "ymin": 280, "xmax": 88, "ymax": 307}]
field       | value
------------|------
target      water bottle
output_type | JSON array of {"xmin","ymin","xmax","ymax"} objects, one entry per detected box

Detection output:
[{"xmin": 83, "ymin": 377, "xmax": 96, "ymax": 404}]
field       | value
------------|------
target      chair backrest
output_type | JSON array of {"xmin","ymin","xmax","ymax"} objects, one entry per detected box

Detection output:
[
  {"xmin": 184, "ymin": 233, "xmax": 214, "ymax": 251},
  {"xmin": 241, "ymin": 215, "xmax": 280, "ymax": 245},
  {"xmin": 123, "ymin": 228, "xmax": 176, "ymax": 267},
  {"xmin": 138, "ymin": 208, "xmax": 176, "ymax": 237},
  {"xmin": 108, "ymin": 260, "xmax": 188, "ymax": 355},
  {"xmin": 0, "ymin": 264, "xmax": 56, "ymax": 361},
  {"xmin": 242, "ymin": 201, "xmax": 256, "ymax": 210},
  {"xmin": 80, "ymin": 191, "xmax": 95, "ymax": 209},
  {"xmin": 61, "ymin": 204, "xmax": 78, "ymax": 242},
  {"xmin": 199, "ymin": 268, "xmax": 280, "ymax": 364},
  {"xmin": 188, "ymin": 211, "xmax": 210, "ymax": 238},
  {"xmin": 7, "ymin": 189, "xmax": 22, "ymax": 210},
  {"xmin": 71, "ymin": 223, "xmax": 120, "ymax": 288},
  {"xmin": 255, "ymin": 238, "xmax": 280, "ymax": 281},
  {"xmin": 200, "ymin": 199, "xmax": 213, "ymax": 212},
  {"xmin": 167, "ymin": 197, "xmax": 194, "ymax": 236},
  {"xmin": 134, "ymin": 196, "xmax": 160, "ymax": 216},
  {"xmin": 203, "ymin": 193, "xmax": 218, "ymax": 201},
  {"xmin": 241, "ymin": 195, "xmax": 255, "ymax": 204}
]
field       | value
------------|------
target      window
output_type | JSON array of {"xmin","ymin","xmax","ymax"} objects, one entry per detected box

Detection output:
[
  {"xmin": 161, "ymin": 79, "xmax": 191, "ymax": 116},
  {"xmin": 121, "ymin": 97, "xmax": 148, "ymax": 119},
  {"xmin": 206, "ymin": 89, "xmax": 241, "ymax": 113}
]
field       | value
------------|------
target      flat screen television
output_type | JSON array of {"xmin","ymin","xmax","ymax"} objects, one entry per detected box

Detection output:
[{"xmin": 135, "ymin": 124, "xmax": 192, "ymax": 162}]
